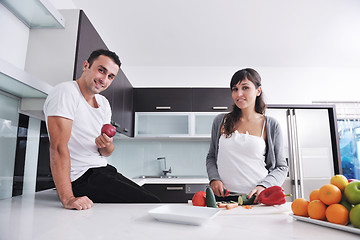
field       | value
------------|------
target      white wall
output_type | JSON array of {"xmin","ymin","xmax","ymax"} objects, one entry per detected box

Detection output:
[{"xmin": 0, "ymin": 4, "xmax": 29, "ymax": 70}]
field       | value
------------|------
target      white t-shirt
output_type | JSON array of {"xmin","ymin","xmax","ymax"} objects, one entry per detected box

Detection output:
[
  {"xmin": 43, "ymin": 81, "xmax": 111, "ymax": 181},
  {"xmin": 217, "ymin": 129, "xmax": 268, "ymax": 194}
]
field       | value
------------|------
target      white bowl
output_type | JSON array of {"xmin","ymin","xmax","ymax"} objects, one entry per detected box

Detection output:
[{"xmin": 148, "ymin": 205, "xmax": 220, "ymax": 226}]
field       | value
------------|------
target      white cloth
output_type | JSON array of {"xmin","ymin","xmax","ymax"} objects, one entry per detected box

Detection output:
[
  {"xmin": 217, "ymin": 123, "xmax": 267, "ymax": 193},
  {"xmin": 43, "ymin": 81, "xmax": 111, "ymax": 181}
]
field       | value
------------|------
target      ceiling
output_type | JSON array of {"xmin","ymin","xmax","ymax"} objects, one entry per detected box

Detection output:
[{"xmin": 51, "ymin": 0, "xmax": 360, "ymax": 87}]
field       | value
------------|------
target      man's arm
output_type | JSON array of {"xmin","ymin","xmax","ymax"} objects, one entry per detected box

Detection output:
[
  {"xmin": 95, "ymin": 133, "xmax": 114, "ymax": 157},
  {"xmin": 47, "ymin": 116, "xmax": 93, "ymax": 210}
]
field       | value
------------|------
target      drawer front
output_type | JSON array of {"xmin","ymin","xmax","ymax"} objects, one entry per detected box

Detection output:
[{"xmin": 142, "ymin": 184, "xmax": 187, "ymax": 203}]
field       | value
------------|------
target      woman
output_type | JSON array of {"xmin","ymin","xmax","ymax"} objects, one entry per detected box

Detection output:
[{"xmin": 206, "ymin": 68, "xmax": 288, "ymax": 203}]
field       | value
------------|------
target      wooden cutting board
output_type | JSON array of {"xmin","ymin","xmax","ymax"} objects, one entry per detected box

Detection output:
[{"xmin": 218, "ymin": 202, "xmax": 291, "ymax": 215}]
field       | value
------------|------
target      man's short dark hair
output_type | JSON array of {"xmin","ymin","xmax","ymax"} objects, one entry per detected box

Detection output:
[{"xmin": 87, "ymin": 49, "xmax": 121, "ymax": 68}]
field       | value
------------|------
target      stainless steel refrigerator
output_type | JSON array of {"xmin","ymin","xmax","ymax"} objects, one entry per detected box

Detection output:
[{"xmin": 266, "ymin": 104, "xmax": 341, "ymax": 201}]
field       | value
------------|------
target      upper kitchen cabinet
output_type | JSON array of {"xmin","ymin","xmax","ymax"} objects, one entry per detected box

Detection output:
[
  {"xmin": 134, "ymin": 88, "xmax": 192, "ymax": 112},
  {"xmin": 134, "ymin": 88, "xmax": 233, "ymax": 112},
  {"xmin": 103, "ymin": 69, "xmax": 134, "ymax": 137},
  {"xmin": 121, "ymin": 75, "xmax": 134, "ymax": 136},
  {"xmin": 25, "ymin": 9, "xmax": 107, "ymax": 87},
  {"xmin": 72, "ymin": 10, "xmax": 107, "ymax": 80},
  {"xmin": 0, "ymin": 0, "xmax": 65, "ymax": 28},
  {"xmin": 192, "ymin": 88, "xmax": 233, "ymax": 112}
]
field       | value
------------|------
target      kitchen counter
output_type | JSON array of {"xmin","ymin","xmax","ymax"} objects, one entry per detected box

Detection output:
[{"xmin": 0, "ymin": 189, "xmax": 358, "ymax": 240}]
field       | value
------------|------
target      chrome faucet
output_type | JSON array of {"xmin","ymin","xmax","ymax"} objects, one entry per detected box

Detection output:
[{"xmin": 157, "ymin": 157, "xmax": 171, "ymax": 177}]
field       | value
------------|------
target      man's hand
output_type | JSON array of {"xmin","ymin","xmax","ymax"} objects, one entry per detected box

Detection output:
[
  {"xmin": 95, "ymin": 133, "xmax": 113, "ymax": 149},
  {"xmin": 63, "ymin": 196, "xmax": 94, "ymax": 210},
  {"xmin": 95, "ymin": 133, "xmax": 114, "ymax": 157}
]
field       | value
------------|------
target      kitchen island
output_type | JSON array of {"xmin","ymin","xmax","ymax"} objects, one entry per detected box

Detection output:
[{"xmin": 0, "ymin": 189, "xmax": 358, "ymax": 240}]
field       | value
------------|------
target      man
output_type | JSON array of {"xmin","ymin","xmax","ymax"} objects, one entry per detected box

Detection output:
[{"xmin": 44, "ymin": 49, "xmax": 160, "ymax": 210}]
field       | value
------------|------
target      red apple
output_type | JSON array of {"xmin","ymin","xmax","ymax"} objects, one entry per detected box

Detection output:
[
  {"xmin": 348, "ymin": 179, "xmax": 360, "ymax": 183},
  {"xmin": 101, "ymin": 124, "xmax": 116, "ymax": 137}
]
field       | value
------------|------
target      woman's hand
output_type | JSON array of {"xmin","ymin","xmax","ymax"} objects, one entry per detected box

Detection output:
[
  {"xmin": 210, "ymin": 180, "xmax": 225, "ymax": 197},
  {"xmin": 248, "ymin": 185, "xmax": 265, "ymax": 204}
]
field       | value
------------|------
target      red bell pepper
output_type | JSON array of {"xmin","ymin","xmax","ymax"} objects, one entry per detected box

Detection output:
[{"xmin": 258, "ymin": 186, "xmax": 291, "ymax": 206}]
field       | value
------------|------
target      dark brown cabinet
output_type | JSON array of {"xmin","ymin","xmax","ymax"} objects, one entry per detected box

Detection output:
[
  {"xmin": 134, "ymin": 88, "xmax": 233, "ymax": 113},
  {"xmin": 134, "ymin": 88, "xmax": 192, "ymax": 112},
  {"xmin": 192, "ymin": 88, "xmax": 233, "ymax": 112},
  {"xmin": 101, "ymin": 69, "xmax": 134, "ymax": 137},
  {"xmin": 121, "ymin": 77, "xmax": 134, "ymax": 136},
  {"xmin": 73, "ymin": 10, "xmax": 107, "ymax": 80},
  {"xmin": 142, "ymin": 183, "xmax": 208, "ymax": 203},
  {"xmin": 142, "ymin": 184, "xmax": 187, "ymax": 203}
]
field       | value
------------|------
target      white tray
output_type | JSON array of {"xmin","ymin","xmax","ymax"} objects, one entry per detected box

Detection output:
[
  {"xmin": 148, "ymin": 205, "xmax": 220, "ymax": 225},
  {"xmin": 290, "ymin": 213, "xmax": 360, "ymax": 235}
]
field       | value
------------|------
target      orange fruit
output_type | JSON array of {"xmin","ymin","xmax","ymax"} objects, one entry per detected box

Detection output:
[
  {"xmin": 319, "ymin": 184, "xmax": 342, "ymax": 205},
  {"xmin": 325, "ymin": 204, "xmax": 349, "ymax": 225},
  {"xmin": 291, "ymin": 198, "xmax": 309, "ymax": 217},
  {"xmin": 309, "ymin": 189, "xmax": 320, "ymax": 202},
  {"xmin": 330, "ymin": 175, "xmax": 348, "ymax": 192},
  {"xmin": 308, "ymin": 200, "xmax": 327, "ymax": 220}
]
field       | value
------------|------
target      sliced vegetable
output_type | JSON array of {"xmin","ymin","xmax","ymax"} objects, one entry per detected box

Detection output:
[
  {"xmin": 217, "ymin": 202, "xmax": 228, "ymax": 208},
  {"xmin": 242, "ymin": 205, "xmax": 254, "ymax": 209},
  {"xmin": 226, "ymin": 202, "xmax": 239, "ymax": 209},
  {"xmin": 206, "ymin": 187, "xmax": 217, "ymax": 208},
  {"xmin": 238, "ymin": 194, "xmax": 256, "ymax": 205}
]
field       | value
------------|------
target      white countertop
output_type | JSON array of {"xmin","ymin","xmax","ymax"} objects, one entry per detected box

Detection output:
[{"xmin": 0, "ymin": 189, "xmax": 359, "ymax": 240}]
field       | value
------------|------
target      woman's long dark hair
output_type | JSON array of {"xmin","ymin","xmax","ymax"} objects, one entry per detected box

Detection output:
[{"xmin": 223, "ymin": 68, "xmax": 266, "ymax": 137}]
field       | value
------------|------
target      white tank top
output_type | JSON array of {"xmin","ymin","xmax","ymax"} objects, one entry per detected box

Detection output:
[{"xmin": 217, "ymin": 121, "xmax": 267, "ymax": 193}]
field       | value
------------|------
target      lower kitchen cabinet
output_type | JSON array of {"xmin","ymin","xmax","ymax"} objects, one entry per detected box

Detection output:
[{"xmin": 142, "ymin": 184, "xmax": 208, "ymax": 203}]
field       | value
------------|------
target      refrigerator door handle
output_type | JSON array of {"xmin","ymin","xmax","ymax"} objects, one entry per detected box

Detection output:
[
  {"xmin": 292, "ymin": 109, "xmax": 304, "ymax": 199},
  {"xmin": 287, "ymin": 109, "xmax": 299, "ymax": 199}
]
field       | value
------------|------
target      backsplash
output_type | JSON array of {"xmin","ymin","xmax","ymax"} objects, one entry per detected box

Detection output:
[{"xmin": 107, "ymin": 138, "xmax": 211, "ymax": 179}]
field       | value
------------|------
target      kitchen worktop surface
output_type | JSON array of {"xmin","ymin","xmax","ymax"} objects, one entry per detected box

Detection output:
[{"xmin": 0, "ymin": 189, "xmax": 359, "ymax": 240}]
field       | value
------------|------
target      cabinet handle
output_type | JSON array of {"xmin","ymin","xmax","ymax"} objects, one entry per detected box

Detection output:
[
  {"xmin": 111, "ymin": 121, "xmax": 120, "ymax": 128},
  {"xmin": 155, "ymin": 106, "xmax": 171, "ymax": 110},
  {"xmin": 212, "ymin": 106, "xmax": 228, "ymax": 110},
  {"xmin": 166, "ymin": 186, "xmax": 184, "ymax": 191}
]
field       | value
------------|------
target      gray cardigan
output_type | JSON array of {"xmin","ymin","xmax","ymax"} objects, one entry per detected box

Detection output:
[{"xmin": 206, "ymin": 113, "xmax": 289, "ymax": 188}]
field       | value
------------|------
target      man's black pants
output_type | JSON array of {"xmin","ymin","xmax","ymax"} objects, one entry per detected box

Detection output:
[{"xmin": 71, "ymin": 165, "xmax": 161, "ymax": 203}]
